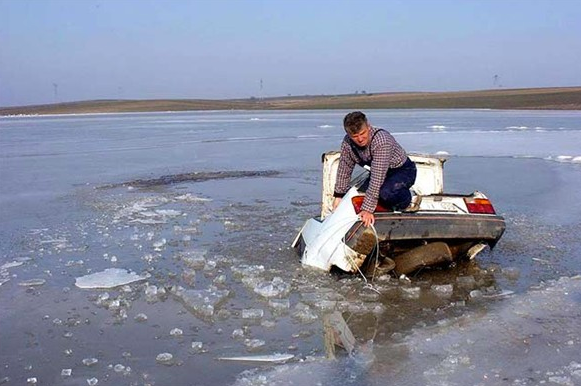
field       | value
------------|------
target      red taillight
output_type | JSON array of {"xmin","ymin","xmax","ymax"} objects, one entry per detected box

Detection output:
[
  {"xmin": 464, "ymin": 197, "xmax": 496, "ymax": 214},
  {"xmin": 351, "ymin": 196, "xmax": 390, "ymax": 214}
]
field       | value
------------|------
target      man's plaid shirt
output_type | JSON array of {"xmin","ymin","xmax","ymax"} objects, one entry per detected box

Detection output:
[{"xmin": 333, "ymin": 126, "xmax": 407, "ymax": 213}]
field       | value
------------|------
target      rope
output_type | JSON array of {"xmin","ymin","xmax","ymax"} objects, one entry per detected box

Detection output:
[{"xmin": 341, "ymin": 220, "xmax": 381, "ymax": 294}]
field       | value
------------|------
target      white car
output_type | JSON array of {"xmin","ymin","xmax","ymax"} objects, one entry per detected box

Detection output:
[{"xmin": 292, "ymin": 152, "xmax": 506, "ymax": 276}]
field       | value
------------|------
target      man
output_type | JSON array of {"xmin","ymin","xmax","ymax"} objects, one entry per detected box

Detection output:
[{"xmin": 332, "ymin": 111, "xmax": 420, "ymax": 227}]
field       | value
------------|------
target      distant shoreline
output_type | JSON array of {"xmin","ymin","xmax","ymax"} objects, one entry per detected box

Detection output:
[{"xmin": 2, "ymin": 87, "xmax": 580, "ymax": 116}]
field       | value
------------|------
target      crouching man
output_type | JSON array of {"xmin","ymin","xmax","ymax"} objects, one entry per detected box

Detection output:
[{"xmin": 332, "ymin": 111, "xmax": 420, "ymax": 227}]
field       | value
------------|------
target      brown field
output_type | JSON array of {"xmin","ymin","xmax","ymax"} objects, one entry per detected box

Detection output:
[{"xmin": 1, "ymin": 86, "xmax": 581, "ymax": 116}]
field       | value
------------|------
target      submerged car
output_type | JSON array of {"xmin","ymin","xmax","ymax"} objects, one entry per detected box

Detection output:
[{"xmin": 292, "ymin": 152, "xmax": 506, "ymax": 276}]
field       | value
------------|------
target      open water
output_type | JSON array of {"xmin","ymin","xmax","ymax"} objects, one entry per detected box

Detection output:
[{"xmin": 1, "ymin": 109, "xmax": 581, "ymax": 385}]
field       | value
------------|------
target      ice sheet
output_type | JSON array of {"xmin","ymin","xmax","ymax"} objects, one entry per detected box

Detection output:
[{"xmin": 75, "ymin": 268, "xmax": 151, "ymax": 289}]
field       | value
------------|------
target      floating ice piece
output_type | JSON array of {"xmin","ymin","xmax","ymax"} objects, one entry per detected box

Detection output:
[
  {"xmin": 292, "ymin": 304, "xmax": 318, "ymax": 324},
  {"xmin": 156, "ymin": 352, "xmax": 173, "ymax": 365},
  {"xmin": 181, "ymin": 250, "xmax": 207, "ymax": 269},
  {"xmin": 82, "ymin": 358, "xmax": 98, "ymax": 367},
  {"xmin": 556, "ymin": 155, "xmax": 573, "ymax": 161},
  {"xmin": 0, "ymin": 261, "xmax": 24, "ymax": 270},
  {"xmin": 242, "ymin": 309, "xmax": 264, "ymax": 319},
  {"xmin": 502, "ymin": 267, "xmax": 520, "ymax": 280},
  {"xmin": 400, "ymin": 286, "xmax": 421, "ymax": 299},
  {"xmin": 65, "ymin": 259, "xmax": 85, "ymax": 267},
  {"xmin": 191, "ymin": 341, "xmax": 204, "ymax": 353},
  {"xmin": 61, "ymin": 369, "xmax": 72, "ymax": 377},
  {"xmin": 153, "ymin": 239, "xmax": 167, "ymax": 249},
  {"xmin": 175, "ymin": 287, "xmax": 230, "ymax": 319},
  {"xmin": 113, "ymin": 364, "xmax": 125, "ymax": 373},
  {"xmin": 87, "ymin": 377, "xmax": 98, "ymax": 386},
  {"xmin": 483, "ymin": 290, "xmax": 514, "ymax": 299},
  {"xmin": 217, "ymin": 353, "xmax": 294, "ymax": 363},
  {"xmin": 572, "ymin": 156, "xmax": 581, "ymax": 163},
  {"xmin": 129, "ymin": 218, "xmax": 166, "ymax": 225},
  {"xmin": 75, "ymin": 268, "xmax": 151, "ymax": 289},
  {"xmin": 170, "ymin": 328, "xmax": 183, "ymax": 337},
  {"xmin": 269, "ymin": 299, "xmax": 290, "ymax": 310},
  {"xmin": 232, "ymin": 329, "xmax": 245, "ymax": 339},
  {"xmin": 134, "ymin": 313, "xmax": 148, "ymax": 322},
  {"xmin": 431, "ymin": 284, "xmax": 454, "ymax": 297},
  {"xmin": 244, "ymin": 339, "xmax": 266, "ymax": 351},
  {"xmin": 175, "ymin": 193, "xmax": 212, "ymax": 202},
  {"xmin": 155, "ymin": 209, "xmax": 182, "ymax": 217},
  {"xmin": 231, "ymin": 264, "xmax": 265, "ymax": 277},
  {"xmin": 145, "ymin": 285, "xmax": 158, "ymax": 302},
  {"xmin": 254, "ymin": 277, "xmax": 290, "ymax": 298},
  {"xmin": 18, "ymin": 279, "xmax": 46, "ymax": 287}
]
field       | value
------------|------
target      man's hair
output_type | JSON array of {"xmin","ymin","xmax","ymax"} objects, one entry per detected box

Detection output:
[{"xmin": 343, "ymin": 111, "xmax": 368, "ymax": 135}]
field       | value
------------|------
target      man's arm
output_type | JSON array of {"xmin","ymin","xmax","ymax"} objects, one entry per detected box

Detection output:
[
  {"xmin": 333, "ymin": 139, "xmax": 357, "ymax": 199},
  {"xmin": 360, "ymin": 138, "xmax": 392, "ymax": 213}
]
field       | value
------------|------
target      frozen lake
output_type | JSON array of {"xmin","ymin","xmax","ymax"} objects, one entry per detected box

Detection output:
[{"xmin": 1, "ymin": 109, "xmax": 581, "ymax": 385}]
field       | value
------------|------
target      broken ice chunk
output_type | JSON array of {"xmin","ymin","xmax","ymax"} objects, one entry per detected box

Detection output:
[
  {"xmin": 400, "ymin": 286, "xmax": 421, "ymax": 299},
  {"xmin": 145, "ymin": 285, "xmax": 158, "ymax": 302},
  {"xmin": 253, "ymin": 277, "xmax": 290, "ymax": 298},
  {"xmin": 174, "ymin": 287, "xmax": 230, "ymax": 320},
  {"xmin": 244, "ymin": 339, "xmax": 266, "ymax": 351},
  {"xmin": 156, "ymin": 209, "xmax": 182, "ymax": 217},
  {"xmin": 431, "ymin": 284, "xmax": 454, "ymax": 297},
  {"xmin": 268, "ymin": 299, "xmax": 290, "ymax": 311},
  {"xmin": 182, "ymin": 269, "xmax": 196, "ymax": 286},
  {"xmin": 175, "ymin": 193, "xmax": 211, "ymax": 202},
  {"xmin": 61, "ymin": 369, "xmax": 72, "ymax": 377},
  {"xmin": 231, "ymin": 264, "xmax": 265, "ymax": 278},
  {"xmin": 75, "ymin": 268, "xmax": 150, "ymax": 289},
  {"xmin": 191, "ymin": 342, "xmax": 204, "ymax": 353},
  {"xmin": 232, "ymin": 329, "xmax": 245, "ymax": 339},
  {"xmin": 153, "ymin": 239, "xmax": 167, "ymax": 250},
  {"xmin": 292, "ymin": 303, "xmax": 318, "ymax": 324},
  {"xmin": 242, "ymin": 309, "xmax": 264, "ymax": 319},
  {"xmin": 134, "ymin": 313, "xmax": 148, "ymax": 322},
  {"xmin": 181, "ymin": 250, "xmax": 207, "ymax": 269},
  {"xmin": 217, "ymin": 353, "xmax": 294, "ymax": 363},
  {"xmin": 0, "ymin": 261, "xmax": 24, "ymax": 270},
  {"xmin": 82, "ymin": 358, "xmax": 98, "ymax": 367},
  {"xmin": 170, "ymin": 328, "xmax": 183, "ymax": 337},
  {"xmin": 156, "ymin": 353, "xmax": 173, "ymax": 365},
  {"xmin": 86, "ymin": 377, "xmax": 98, "ymax": 386},
  {"xmin": 456, "ymin": 276, "xmax": 477, "ymax": 289},
  {"xmin": 18, "ymin": 279, "xmax": 46, "ymax": 287},
  {"xmin": 502, "ymin": 267, "xmax": 520, "ymax": 280}
]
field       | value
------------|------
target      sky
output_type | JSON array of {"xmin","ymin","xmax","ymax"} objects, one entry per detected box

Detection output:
[{"xmin": 1, "ymin": 0, "xmax": 580, "ymax": 107}]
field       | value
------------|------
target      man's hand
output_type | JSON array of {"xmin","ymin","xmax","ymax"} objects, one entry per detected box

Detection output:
[
  {"xmin": 332, "ymin": 197, "xmax": 342, "ymax": 211},
  {"xmin": 359, "ymin": 210, "xmax": 375, "ymax": 227}
]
